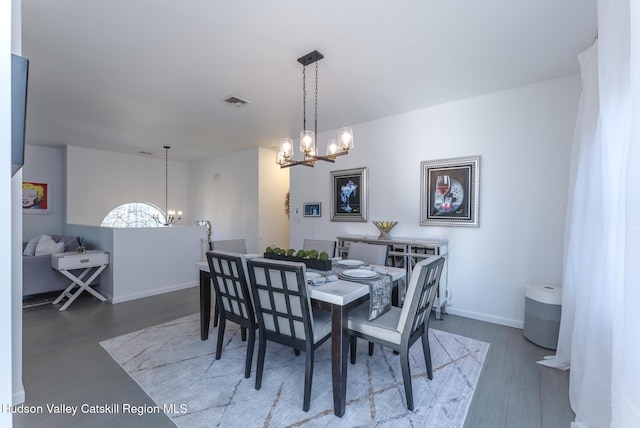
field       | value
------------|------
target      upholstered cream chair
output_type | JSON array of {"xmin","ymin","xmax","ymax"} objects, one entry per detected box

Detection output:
[
  {"xmin": 347, "ymin": 256, "xmax": 445, "ymax": 410},
  {"xmin": 346, "ymin": 242, "xmax": 388, "ymax": 266},
  {"xmin": 211, "ymin": 239, "xmax": 247, "ymax": 254}
]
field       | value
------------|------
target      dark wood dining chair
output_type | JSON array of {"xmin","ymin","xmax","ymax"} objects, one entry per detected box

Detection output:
[
  {"xmin": 246, "ymin": 258, "xmax": 332, "ymax": 412},
  {"xmin": 347, "ymin": 256, "xmax": 445, "ymax": 410},
  {"xmin": 206, "ymin": 250, "xmax": 257, "ymax": 379},
  {"xmin": 210, "ymin": 239, "xmax": 248, "ymax": 327}
]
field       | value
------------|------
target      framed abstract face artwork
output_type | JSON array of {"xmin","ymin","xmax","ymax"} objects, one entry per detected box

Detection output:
[
  {"xmin": 420, "ymin": 157, "xmax": 479, "ymax": 227},
  {"xmin": 330, "ymin": 167, "xmax": 367, "ymax": 222},
  {"xmin": 22, "ymin": 181, "xmax": 51, "ymax": 214}
]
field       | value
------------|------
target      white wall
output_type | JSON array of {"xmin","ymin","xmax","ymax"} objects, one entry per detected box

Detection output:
[
  {"xmin": 290, "ymin": 75, "xmax": 581, "ymax": 328},
  {"xmin": 258, "ymin": 147, "xmax": 290, "ymax": 252},
  {"xmin": 65, "ymin": 145, "xmax": 189, "ymax": 226},
  {"xmin": 9, "ymin": 0, "xmax": 24, "ymax": 410},
  {"xmin": 189, "ymin": 147, "xmax": 289, "ymax": 253}
]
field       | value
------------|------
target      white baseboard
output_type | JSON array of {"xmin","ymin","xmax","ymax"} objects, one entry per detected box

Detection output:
[
  {"xmin": 443, "ymin": 306, "xmax": 524, "ymax": 329},
  {"xmin": 110, "ymin": 282, "xmax": 198, "ymax": 304}
]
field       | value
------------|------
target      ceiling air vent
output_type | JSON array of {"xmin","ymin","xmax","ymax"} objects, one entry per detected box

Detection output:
[{"xmin": 223, "ymin": 95, "xmax": 251, "ymax": 107}]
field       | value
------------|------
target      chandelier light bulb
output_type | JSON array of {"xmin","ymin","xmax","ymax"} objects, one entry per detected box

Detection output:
[
  {"xmin": 300, "ymin": 130, "xmax": 315, "ymax": 153},
  {"xmin": 339, "ymin": 127, "xmax": 354, "ymax": 151},
  {"xmin": 327, "ymin": 139, "xmax": 338, "ymax": 156},
  {"xmin": 279, "ymin": 138, "xmax": 293, "ymax": 158}
]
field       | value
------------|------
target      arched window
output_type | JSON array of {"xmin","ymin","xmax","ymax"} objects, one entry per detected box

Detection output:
[{"xmin": 101, "ymin": 202, "xmax": 165, "ymax": 228}]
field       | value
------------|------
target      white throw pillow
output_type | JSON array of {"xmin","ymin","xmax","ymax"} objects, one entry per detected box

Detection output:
[
  {"xmin": 23, "ymin": 234, "xmax": 42, "ymax": 256},
  {"xmin": 35, "ymin": 235, "xmax": 65, "ymax": 256}
]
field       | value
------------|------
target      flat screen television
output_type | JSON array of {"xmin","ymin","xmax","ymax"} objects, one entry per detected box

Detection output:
[{"xmin": 11, "ymin": 54, "xmax": 29, "ymax": 177}]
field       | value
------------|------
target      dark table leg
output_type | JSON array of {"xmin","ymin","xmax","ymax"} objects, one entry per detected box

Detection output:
[
  {"xmin": 200, "ymin": 270, "xmax": 211, "ymax": 341},
  {"xmin": 330, "ymin": 304, "xmax": 348, "ymax": 417}
]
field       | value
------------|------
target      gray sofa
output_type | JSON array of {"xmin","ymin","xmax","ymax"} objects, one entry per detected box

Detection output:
[{"xmin": 22, "ymin": 235, "xmax": 99, "ymax": 297}]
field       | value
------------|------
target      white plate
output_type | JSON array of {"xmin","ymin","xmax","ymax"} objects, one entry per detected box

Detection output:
[
  {"xmin": 337, "ymin": 259, "xmax": 365, "ymax": 267},
  {"xmin": 341, "ymin": 269, "xmax": 378, "ymax": 279},
  {"xmin": 245, "ymin": 254, "xmax": 260, "ymax": 259},
  {"xmin": 305, "ymin": 272, "xmax": 321, "ymax": 281}
]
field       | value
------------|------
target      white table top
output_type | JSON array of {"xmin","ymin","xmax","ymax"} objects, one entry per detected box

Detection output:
[
  {"xmin": 52, "ymin": 249, "xmax": 108, "ymax": 257},
  {"xmin": 195, "ymin": 260, "xmax": 405, "ymax": 307}
]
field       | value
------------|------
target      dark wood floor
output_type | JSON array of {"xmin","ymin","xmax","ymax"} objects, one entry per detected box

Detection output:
[{"xmin": 16, "ymin": 287, "xmax": 573, "ymax": 428}]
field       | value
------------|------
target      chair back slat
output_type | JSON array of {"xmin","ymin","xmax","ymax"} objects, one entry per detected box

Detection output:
[
  {"xmin": 212, "ymin": 239, "xmax": 247, "ymax": 254},
  {"xmin": 247, "ymin": 258, "xmax": 312, "ymax": 342},
  {"xmin": 303, "ymin": 239, "xmax": 336, "ymax": 258},
  {"xmin": 347, "ymin": 242, "xmax": 389, "ymax": 266},
  {"xmin": 397, "ymin": 256, "xmax": 445, "ymax": 337},
  {"xmin": 206, "ymin": 250, "xmax": 254, "ymax": 323}
]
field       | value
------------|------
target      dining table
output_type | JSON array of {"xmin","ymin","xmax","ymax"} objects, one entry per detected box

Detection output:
[{"xmin": 195, "ymin": 258, "xmax": 406, "ymax": 417}]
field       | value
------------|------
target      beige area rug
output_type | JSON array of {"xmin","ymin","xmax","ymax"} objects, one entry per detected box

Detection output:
[{"xmin": 100, "ymin": 314, "xmax": 489, "ymax": 427}]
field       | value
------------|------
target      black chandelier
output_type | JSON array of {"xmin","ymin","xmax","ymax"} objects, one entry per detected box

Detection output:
[{"xmin": 276, "ymin": 50, "xmax": 354, "ymax": 168}]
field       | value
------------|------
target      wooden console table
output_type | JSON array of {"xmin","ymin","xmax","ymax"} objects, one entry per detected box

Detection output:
[{"xmin": 337, "ymin": 235, "xmax": 449, "ymax": 317}]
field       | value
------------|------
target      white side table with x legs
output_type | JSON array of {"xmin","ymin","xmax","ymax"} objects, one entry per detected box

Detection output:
[{"xmin": 51, "ymin": 250, "xmax": 109, "ymax": 311}]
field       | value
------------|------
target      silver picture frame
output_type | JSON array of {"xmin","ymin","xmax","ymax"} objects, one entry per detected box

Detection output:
[
  {"xmin": 303, "ymin": 202, "xmax": 322, "ymax": 217},
  {"xmin": 330, "ymin": 167, "xmax": 368, "ymax": 222},
  {"xmin": 420, "ymin": 156, "xmax": 479, "ymax": 227}
]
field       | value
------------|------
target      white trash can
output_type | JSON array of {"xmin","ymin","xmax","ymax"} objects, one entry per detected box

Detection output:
[{"xmin": 523, "ymin": 284, "xmax": 562, "ymax": 350}]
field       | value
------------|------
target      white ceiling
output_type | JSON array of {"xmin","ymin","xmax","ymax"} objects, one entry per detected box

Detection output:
[{"xmin": 21, "ymin": 0, "xmax": 598, "ymax": 162}]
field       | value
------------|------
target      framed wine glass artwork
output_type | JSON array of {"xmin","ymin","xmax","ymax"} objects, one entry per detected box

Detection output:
[{"xmin": 420, "ymin": 156, "xmax": 479, "ymax": 227}]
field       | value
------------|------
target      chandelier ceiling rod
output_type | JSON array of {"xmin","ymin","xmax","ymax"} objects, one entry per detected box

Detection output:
[{"xmin": 153, "ymin": 146, "xmax": 182, "ymax": 226}]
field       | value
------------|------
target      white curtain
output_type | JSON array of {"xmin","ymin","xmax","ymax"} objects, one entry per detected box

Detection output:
[{"xmin": 539, "ymin": 0, "xmax": 640, "ymax": 427}]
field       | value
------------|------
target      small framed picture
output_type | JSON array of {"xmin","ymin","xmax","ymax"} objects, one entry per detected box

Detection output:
[
  {"xmin": 330, "ymin": 167, "xmax": 368, "ymax": 222},
  {"xmin": 22, "ymin": 181, "xmax": 51, "ymax": 214},
  {"xmin": 420, "ymin": 156, "xmax": 480, "ymax": 227},
  {"xmin": 303, "ymin": 202, "xmax": 322, "ymax": 217}
]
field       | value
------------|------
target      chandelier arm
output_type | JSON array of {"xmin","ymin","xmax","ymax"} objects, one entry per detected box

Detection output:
[
  {"xmin": 279, "ymin": 158, "xmax": 316, "ymax": 168},
  {"xmin": 306, "ymin": 151, "xmax": 350, "ymax": 162}
]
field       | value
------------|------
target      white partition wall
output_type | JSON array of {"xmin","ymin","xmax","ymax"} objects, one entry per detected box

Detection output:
[
  {"xmin": 110, "ymin": 226, "xmax": 202, "ymax": 302},
  {"xmin": 66, "ymin": 224, "xmax": 203, "ymax": 303}
]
